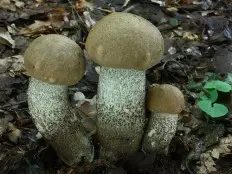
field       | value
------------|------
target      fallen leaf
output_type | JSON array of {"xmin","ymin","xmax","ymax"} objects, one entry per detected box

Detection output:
[
  {"xmin": 211, "ymin": 148, "xmax": 220, "ymax": 159},
  {"xmin": 10, "ymin": 55, "xmax": 24, "ymax": 72},
  {"xmin": 76, "ymin": 0, "xmax": 86, "ymax": 13},
  {"xmin": 197, "ymin": 134, "xmax": 232, "ymax": 174},
  {"xmin": 7, "ymin": 123, "xmax": 21, "ymax": 144},
  {"xmin": 18, "ymin": 20, "xmax": 52, "ymax": 35},
  {"xmin": 13, "ymin": 0, "xmax": 24, "ymax": 8},
  {"xmin": 183, "ymin": 32, "xmax": 199, "ymax": 41},
  {"xmin": 7, "ymin": 24, "xmax": 18, "ymax": 35},
  {"xmin": 0, "ymin": 0, "xmax": 24, "ymax": 11},
  {"xmin": 0, "ymin": 27, "xmax": 15, "ymax": 48},
  {"xmin": 0, "ymin": 55, "xmax": 25, "ymax": 75},
  {"xmin": 0, "ymin": 118, "xmax": 8, "ymax": 137},
  {"xmin": 18, "ymin": 8, "xmax": 68, "ymax": 36},
  {"xmin": 0, "ymin": 0, "xmax": 16, "ymax": 11},
  {"xmin": 0, "ymin": 58, "xmax": 11, "ymax": 73}
]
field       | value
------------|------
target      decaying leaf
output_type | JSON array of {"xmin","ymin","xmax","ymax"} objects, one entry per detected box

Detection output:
[
  {"xmin": 183, "ymin": 32, "xmax": 199, "ymax": 41},
  {"xmin": 7, "ymin": 24, "xmax": 18, "ymax": 35},
  {"xmin": 197, "ymin": 134, "xmax": 232, "ymax": 174},
  {"xmin": 18, "ymin": 20, "xmax": 54, "ymax": 35},
  {"xmin": 0, "ymin": 0, "xmax": 16, "ymax": 11},
  {"xmin": 197, "ymin": 152, "xmax": 217, "ymax": 174},
  {"xmin": 211, "ymin": 148, "xmax": 220, "ymax": 159},
  {"xmin": 0, "ymin": 28, "xmax": 15, "ymax": 48},
  {"xmin": 0, "ymin": 55, "xmax": 25, "ymax": 75},
  {"xmin": 0, "ymin": 0, "xmax": 24, "ymax": 11},
  {"xmin": 0, "ymin": 118, "xmax": 8, "ymax": 137},
  {"xmin": 0, "ymin": 58, "xmax": 11, "ymax": 73},
  {"xmin": 13, "ymin": 0, "xmax": 25, "ymax": 8},
  {"xmin": 7, "ymin": 123, "xmax": 21, "ymax": 144},
  {"xmin": 18, "ymin": 8, "xmax": 68, "ymax": 36},
  {"xmin": 10, "ymin": 55, "xmax": 24, "ymax": 72},
  {"xmin": 76, "ymin": 0, "xmax": 86, "ymax": 13}
]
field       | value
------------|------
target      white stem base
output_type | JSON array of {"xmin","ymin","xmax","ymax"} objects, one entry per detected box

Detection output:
[
  {"xmin": 97, "ymin": 67, "xmax": 146, "ymax": 162},
  {"xmin": 142, "ymin": 112, "xmax": 178, "ymax": 154},
  {"xmin": 28, "ymin": 78, "xmax": 93, "ymax": 166}
]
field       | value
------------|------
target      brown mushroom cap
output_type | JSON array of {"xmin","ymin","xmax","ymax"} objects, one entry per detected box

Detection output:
[
  {"xmin": 147, "ymin": 84, "xmax": 185, "ymax": 114},
  {"xmin": 24, "ymin": 34, "xmax": 85, "ymax": 85},
  {"xmin": 85, "ymin": 12, "xmax": 164, "ymax": 70}
]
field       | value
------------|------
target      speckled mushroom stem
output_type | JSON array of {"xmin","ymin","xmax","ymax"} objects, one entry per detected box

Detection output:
[
  {"xmin": 28, "ymin": 78, "xmax": 94, "ymax": 166},
  {"xmin": 142, "ymin": 112, "xmax": 178, "ymax": 154},
  {"xmin": 97, "ymin": 67, "xmax": 146, "ymax": 162}
]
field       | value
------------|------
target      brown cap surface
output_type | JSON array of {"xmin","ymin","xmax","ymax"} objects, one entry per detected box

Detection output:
[
  {"xmin": 85, "ymin": 12, "xmax": 164, "ymax": 70},
  {"xmin": 147, "ymin": 84, "xmax": 185, "ymax": 114},
  {"xmin": 24, "ymin": 34, "xmax": 85, "ymax": 85}
]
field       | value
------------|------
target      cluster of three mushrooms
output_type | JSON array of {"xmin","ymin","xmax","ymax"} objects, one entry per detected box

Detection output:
[{"xmin": 24, "ymin": 12, "xmax": 184, "ymax": 166}]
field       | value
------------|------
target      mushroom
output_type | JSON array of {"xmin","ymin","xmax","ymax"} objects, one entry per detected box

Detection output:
[
  {"xmin": 85, "ymin": 12, "xmax": 164, "ymax": 161},
  {"xmin": 142, "ymin": 84, "xmax": 185, "ymax": 154},
  {"xmin": 24, "ymin": 34, "xmax": 93, "ymax": 166}
]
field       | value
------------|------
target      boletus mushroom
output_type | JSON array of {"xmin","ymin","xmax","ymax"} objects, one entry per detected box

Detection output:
[
  {"xmin": 85, "ymin": 12, "xmax": 164, "ymax": 161},
  {"xmin": 142, "ymin": 84, "xmax": 185, "ymax": 154},
  {"xmin": 24, "ymin": 34, "xmax": 93, "ymax": 166}
]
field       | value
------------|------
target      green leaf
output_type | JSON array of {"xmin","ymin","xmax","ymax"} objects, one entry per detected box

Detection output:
[
  {"xmin": 199, "ymin": 89, "xmax": 218, "ymax": 102},
  {"xmin": 204, "ymin": 81, "xmax": 216, "ymax": 89},
  {"xmin": 197, "ymin": 100, "xmax": 228, "ymax": 118},
  {"xmin": 199, "ymin": 93, "xmax": 209, "ymax": 100},
  {"xmin": 211, "ymin": 103, "xmax": 229, "ymax": 118},
  {"xmin": 204, "ymin": 80, "xmax": 231, "ymax": 92}
]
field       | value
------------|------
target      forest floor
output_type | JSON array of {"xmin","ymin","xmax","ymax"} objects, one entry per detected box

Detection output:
[{"xmin": 0, "ymin": 0, "xmax": 232, "ymax": 173}]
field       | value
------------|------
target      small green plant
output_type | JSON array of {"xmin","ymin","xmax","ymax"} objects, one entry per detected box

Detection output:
[{"xmin": 197, "ymin": 80, "xmax": 231, "ymax": 118}]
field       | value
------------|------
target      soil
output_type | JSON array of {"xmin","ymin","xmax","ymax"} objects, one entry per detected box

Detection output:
[{"xmin": 0, "ymin": 0, "xmax": 232, "ymax": 174}]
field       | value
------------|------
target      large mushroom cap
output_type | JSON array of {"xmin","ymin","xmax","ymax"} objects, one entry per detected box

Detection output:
[
  {"xmin": 85, "ymin": 12, "xmax": 164, "ymax": 70},
  {"xmin": 147, "ymin": 84, "xmax": 185, "ymax": 114},
  {"xmin": 24, "ymin": 34, "xmax": 85, "ymax": 85}
]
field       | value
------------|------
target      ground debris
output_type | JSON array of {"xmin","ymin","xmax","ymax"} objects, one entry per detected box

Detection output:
[
  {"xmin": 0, "ymin": 27, "xmax": 15, "ymax": 48},
  {"xmin": 0, "ymin": 0, "xmax": 232, "ymax": 173},
  {"xmin": 196, "ymin": 134, "xmax": 232, "ymax": 174},
  {"xmin": 0, "ymin": 0, "xmax": 25, "ymax": 12}
]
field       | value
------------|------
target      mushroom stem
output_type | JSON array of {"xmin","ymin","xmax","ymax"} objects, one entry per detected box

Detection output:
[
  {"xmin": 28, "ymin": 78, "xmax": 93, "ymax": 166},
  {"xmin": 142, "ymin": 112, "xmax": 178, "ymax": 154},
  {"xmin": 97, "ymin": 67, "xmax": 146, "ymax": 161}
]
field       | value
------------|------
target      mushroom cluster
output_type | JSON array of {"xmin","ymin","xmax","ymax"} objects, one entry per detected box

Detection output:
[
  {"xmin": 24, "ymin": 12, "xmax": 184, "ymax": 167},
  {"xmin": 85, "ymin": 12, "xmax": 164, "ymax": 161},
  {"xmin": 24, "ymin": 34, "xmax": 93, "ymax": 166}
]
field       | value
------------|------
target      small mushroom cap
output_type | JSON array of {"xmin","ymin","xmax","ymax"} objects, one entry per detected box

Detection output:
[
  {"xmin": 147, "ymin": 84, "xmax": 185, "ymax": 114},
  {"xmin": 24, "ymin": 34, "xmax": 85, "ymax": 85},
  {"xmin": 85, "ymin": 12, "xmax": 164, "ymax": 70}
]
